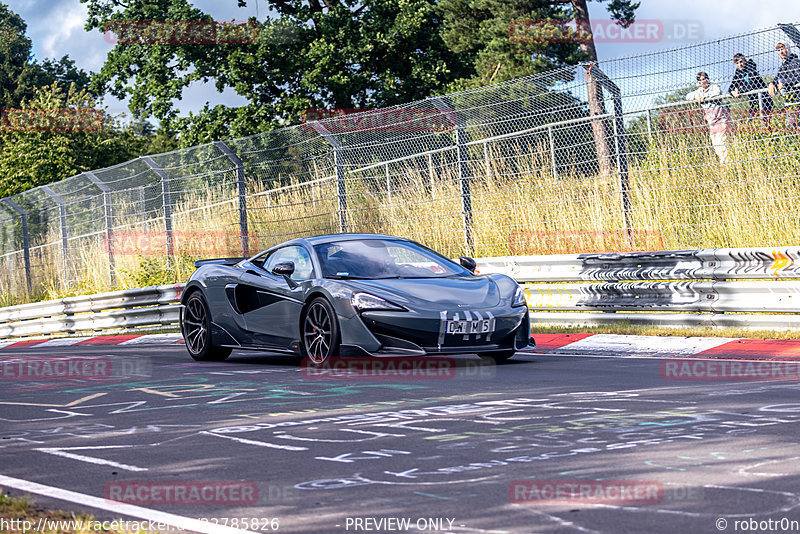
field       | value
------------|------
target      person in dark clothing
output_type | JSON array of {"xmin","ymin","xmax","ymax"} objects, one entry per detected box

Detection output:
[
  {"xmin": 730, "ymin": 53, "xmax": 773, "ymax": 121},
  {"xmin": 768, "ymin": 41, "xmax": 800, "ymax": 129}
]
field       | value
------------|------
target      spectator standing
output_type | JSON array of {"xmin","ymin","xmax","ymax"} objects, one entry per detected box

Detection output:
[
  {"xmin": 730, "ymin": 53, "xmax": 773, "ymax": 121},
  {"xmin": 768, "ymin": 41, "xmax": 800, "ymax": 129},
  {"xmin": 686, "ymin": 72, "xmax": 732, "ymax": 163}
]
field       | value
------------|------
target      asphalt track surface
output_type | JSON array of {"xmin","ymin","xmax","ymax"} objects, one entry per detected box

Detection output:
[{"xmin": 2, "ymin": 344, "xmax": 800, "ymax": 533}]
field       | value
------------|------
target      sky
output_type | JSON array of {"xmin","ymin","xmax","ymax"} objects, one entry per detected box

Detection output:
[{"xmin": 10, "ymin": 0, "xmax": 800, "ymax": 122}]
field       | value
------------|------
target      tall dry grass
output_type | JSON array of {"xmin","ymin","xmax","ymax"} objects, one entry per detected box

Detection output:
[{"xmin": 5, "ymin": 123, "xmax": 800, "ymax": 304}]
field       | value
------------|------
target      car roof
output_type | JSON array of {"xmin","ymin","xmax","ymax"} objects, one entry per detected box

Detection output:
[{"xmin": 294, "ymin": 233, "xmax": 406, "ymax": 246}]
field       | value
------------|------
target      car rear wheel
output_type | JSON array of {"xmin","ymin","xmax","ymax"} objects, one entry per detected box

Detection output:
[
  {"xmin": 302, "ymin": 297, "xmax": 340, "ymax": 365},
  {"xmin": 478, "ymin": 350, "xmax": 515, "ymax": 363},
  {"xmin": 181, "ymin": 291, "xmax": 232, "ymax": 361}
]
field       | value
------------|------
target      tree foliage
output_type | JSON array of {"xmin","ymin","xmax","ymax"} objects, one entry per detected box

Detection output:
[
  {"xmin": 0, "ymin": 83, "xmax": 172, "ymax": 198},
  {"xmin": 82, "ymin": 0, "xmax": 473, "ymax": 145}
]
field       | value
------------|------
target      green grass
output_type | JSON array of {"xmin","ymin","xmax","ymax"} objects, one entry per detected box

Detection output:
[{"xmin": 0, "ymin": 490, "xmax": 150, "ymax": 533}]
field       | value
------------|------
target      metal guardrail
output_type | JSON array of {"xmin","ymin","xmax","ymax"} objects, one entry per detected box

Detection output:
[
  {"xmin": 0, "ymin": 284, "xmax": 183, "ymax": 339},
  {"xmin": 2, "ymin": 246, "xmax": 800, "ymax": 340},
  {"xmin": 477, "ymin": 247, "xmax": 800, "ymax": 331}
]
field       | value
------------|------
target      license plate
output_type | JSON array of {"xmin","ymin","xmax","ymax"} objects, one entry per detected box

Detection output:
[{"xmin": 446, "ymin": 318, "xmax": 494, "ymax": 335}]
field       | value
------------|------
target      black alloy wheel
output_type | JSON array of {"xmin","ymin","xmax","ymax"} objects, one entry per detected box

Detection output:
[
  {"xmin": 181, "ymin": 291, "xmax": 232, "ymax": 361},
  {"xmin": 302, "ymin": 297, "xmax": 340, "ymax": 365}
]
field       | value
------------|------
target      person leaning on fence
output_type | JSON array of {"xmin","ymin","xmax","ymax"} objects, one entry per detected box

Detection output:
[
  {"xmin": 686, "ymin": 72, "xmax": 732, "ymax": 163},
  {"xmin": 768, "ymin": 41, "xmax": 800, "ymax": 129},
  {"xmin": 730, "ymin": 53, "xmax": 773, "ymax": 121}
]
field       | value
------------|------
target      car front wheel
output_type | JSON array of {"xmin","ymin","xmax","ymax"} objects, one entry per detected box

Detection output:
[{"xmin": 301, "ymin": 297, "xmax": 341, "ymax": 365}]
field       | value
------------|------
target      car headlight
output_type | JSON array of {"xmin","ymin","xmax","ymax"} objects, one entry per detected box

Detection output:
[
  {"xmin": 351, "ymin": 292, "xmax": 406, "ymax": 312},
  {"xmin": 512, "ymin": 286, "xmax": 527, "ymax": 308}
]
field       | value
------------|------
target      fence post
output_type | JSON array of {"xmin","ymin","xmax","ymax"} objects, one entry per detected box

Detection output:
[
  {"xmin": 587, "ymin": 65, "xmax": 632, "ymax": 239},
  {"xmin": 84, "ymin": 172, "xmax": 116, "ymax": 287},
  {"xmin": 778, "ymin": 23, "xmax": 800, "ymax": 48},
  {"xmin": 142, "ymin": 156, "xmax": 175, "ymax": 260},
  {"xmin": 427, "ymin": 153, "xmax": 435, "ymax": 193},
  {"xmin": 385, "ymin": 162, "xmax": 392, "ymax": 204},
  {"xmin": 483, "ymin": 141, "xmax": 491, "ymax": 179},
  {"xmin": 548, "ymin": 126, "xmax": 557, "ymax": 178},
  {"xmin": 308, "ymin": 121, "xmax": 347, "ymax": 232},
  {"xmin": 213, "ymin": 140, "xmax": 250, "ymax": 256},
  {"xmin": 41, "ymin": 185, "xmax": 69, "ymax": 286},
  {"xmin": 432, "ymin": 97, "xmax": 474, "ymax": 256},
  {"xmin": 2, "ymin": 199, "xmax": 31, "ymax": 294},
  {"xmin": 646, "ymin": 109, "xmax": 653, "ymax": 139}
]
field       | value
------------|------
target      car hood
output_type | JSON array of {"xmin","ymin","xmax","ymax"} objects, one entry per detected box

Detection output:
[{"xmin": 347, "ymin": 276, "xmax": 501, "ymax": 309}]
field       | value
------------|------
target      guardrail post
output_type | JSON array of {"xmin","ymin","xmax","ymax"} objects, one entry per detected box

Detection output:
[
  {"xmin": 142, "ymin": 156, "xmax": 175, "ymax": 260},
  {"xmin": 586, "ymin": 65, "xmax": 632, "ymax": 239},
  {"xmin": 308, "ymin": 121, "xmax": 347, "ymax": 232},
  {"xmin": 213, "ymin": 140, "xmax": 250, "ymax": 256},
  {"xmin": 84, "ymin": 172, "xmax": 116, "ymax": 287},
  {"xmin": 41, "ymin": 185, "xmax": 69, "ymax": 285},
  {"xmin": 2, "ymin": 199, "xmax": 32, "ymax": 294},
  {"xmin": 432, "ymin": 97, "xmax": 474, "ymax": 255}
]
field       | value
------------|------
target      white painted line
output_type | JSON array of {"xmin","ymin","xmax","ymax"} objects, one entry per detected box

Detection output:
[
  {"xmin": 0, "ymin": 474, "xmax": 256, "ymax": 534},
  {"xmin": 201, "ymin": 431, "xmax": 308, "ymax": 451},
  {"xmin": 119, "ymin": 334, "xmax": 184, "ymax": 345},
  {"xmin": 36, "ymin": 446, "xmax": 147, "ymax": 472}
]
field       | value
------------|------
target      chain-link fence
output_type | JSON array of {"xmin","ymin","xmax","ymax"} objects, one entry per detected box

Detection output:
[{"xmin": 3, "ymin": 23, "xmax": 800, "ymax": 301}]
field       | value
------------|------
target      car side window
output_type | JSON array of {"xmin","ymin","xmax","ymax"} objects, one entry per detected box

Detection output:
[
  {"xmin": 250, "ymin": 253, "xmax": 268, "ymax": 270},
  {"xmin": 263, "ymin": 246, "xmax": 314, "ymax": 281}
]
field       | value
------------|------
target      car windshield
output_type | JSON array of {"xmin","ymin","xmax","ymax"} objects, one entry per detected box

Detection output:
[{"xmin": 314, "ymin": 239, "xmax": 470, "ymax": 279}]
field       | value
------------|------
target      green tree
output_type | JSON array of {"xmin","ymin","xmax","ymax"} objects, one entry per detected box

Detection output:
[
  {"xmin": 0, "ymin": 83, "xmax": 151, "ymax": 197},
  {"xmin": 81, "ymin": 0, "xmax": 472, "ymax": 145},
  {"xmin": 0, "ymin": 2, "xmax": 48, "ymax": 109},
  {"xmin": 1, "ymin": 2, "xmax": 94, "ymax": 109},
  {"xmin": 438, "ymin": 0, "xmax": 584, "ymax": 90}
]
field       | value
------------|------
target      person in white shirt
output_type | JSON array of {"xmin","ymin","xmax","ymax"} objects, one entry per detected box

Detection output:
[{"xmin": 686, "ymin": 71, "xmax": 732, "ymax": 163}]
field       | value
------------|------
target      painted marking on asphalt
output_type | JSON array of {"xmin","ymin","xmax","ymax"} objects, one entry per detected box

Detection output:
[
  {"xmin": 549, "ymin": 333, "xmax": 735, "ymax": 356},
  {"xmin": 34, "ymin": 338, "xmax": 92, "ymax": 347},
  {"xmin": 201, "ymin": 431, "xmax": 308, "ymax": 451},
  {"xmin": 0, "ymin": 474, "xmax": 256, "ymax": 534},
  {"xmin": 0, "ymin": 393, "xmax": 107, "ymax": 408},
  {"xmin": 120, "ymin": 334, "xmax": 184, "ymax": 345},
  {"xmin": 36, "ymin": 446, "xmax": 147, "ymax": 472},
  {"xmin": 4, "ymin": 340, "xmax": 48, "ymax": 348},
  {"xmin": 76, "ymin": 335, "xmax": 141, "ymax": 345}
]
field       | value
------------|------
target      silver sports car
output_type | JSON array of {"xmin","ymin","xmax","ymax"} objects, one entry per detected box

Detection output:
[{"xmin": 180, "ymin": 233, "xmax": 533, "ymax": 364}]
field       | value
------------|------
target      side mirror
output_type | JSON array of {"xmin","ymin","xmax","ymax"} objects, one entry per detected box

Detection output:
[
  {"xmin": 273, "ymin": 261, "xmax": 298, "ymax": 288},
  {"xmin": 272, "ymin": 261, "xmax": 295, "ymax": 276},
  {"xmin": 459, "ymin": 256, "xmax": 477, "ymax": 273}
]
